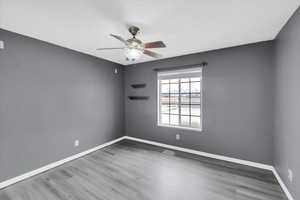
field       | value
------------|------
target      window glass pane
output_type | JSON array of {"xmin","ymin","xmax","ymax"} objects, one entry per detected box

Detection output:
[
  {"xmin": 191, "ymin": 93, "xmax": 200, "ymax": 97},
  {"xmin": 180, "ymin": 78, "xmax": 189, "ymax": 83},
  {"xmin": 161, "ymin": 104, "xmax": 170, "ymax": 113},
  {"xmin": 191, "ymin": 77, "xmax": 201, "ymax": 82},
  {"xmin": 191, "ymin": 105, "xmax": 201, "ymax": 116},
  {"xmin": 161, "ymin": 84, "xmax": 169, "ymax": 93},
  {"xmin": 191, "ymin": 95, "xmax": 201, "ymax": 104},
  {"xmin": 170, "ymin": 105, "xmax": 179, "ymax": 114},
  {"xmin": 180, "ymin": 82, "xmax": 189, "ymax": 93},
  {"xmin": 191, "ymin": 82, "xmax": 200, "ymax": 93},
  {"xmin": 170, "ymin": 115, "xmax": 179, "ymax": 125},
  {"xmin": 180, "ymin": 94, "xmax": 190, "ymax": 104},
  {"xmin": 159, "ymin": 74, "xmax": 202, "ymax": 130},
  {"xmin": 170, "ymin": 94, "xmax": 179, "ymax": 104},
  {"xmin": 160, "ymin": 96, "xmax": 169, "ymax": 104},
  {"xmin": 170, "ymin": 79, "xmax": 179, "ymax": 83},
  {"xmin": 161, "ymin": 114, "xmax": 169, "ymax": 124},
  {"xmin": 191, "ymin": 116, "xmax": 201, "ymax": 128},
  {"xmin": 181, "ymin": 116, "xmax": 190, "ymax": 126},
  {"xmin": 181, "ymin": 104, "xmax": 190, "ymax": 115},
  {"xmin": 170, "ymin": 83, "xmax": 179, "ymax": 93}
]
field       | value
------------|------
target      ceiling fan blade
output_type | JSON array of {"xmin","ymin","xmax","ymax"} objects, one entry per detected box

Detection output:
[
  {"xmin": 110, "ymin": 34, "xmax": 128, "ymax": 44},
  {"xmin": 143, "ymin": 41, "xmax": 166, "ymax": 48},
  {"xmin": 143, "ymin": 50, "xmax": 162, "ymax": 58},
  {"xmin": 96, "ymin": 47, "xmax": 123, "ymax": 50}
]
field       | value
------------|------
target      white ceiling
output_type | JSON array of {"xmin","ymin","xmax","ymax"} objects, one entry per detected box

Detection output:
[{"xmin": 1, "ymin": 0, "xmax": 299, "ymax": 65}]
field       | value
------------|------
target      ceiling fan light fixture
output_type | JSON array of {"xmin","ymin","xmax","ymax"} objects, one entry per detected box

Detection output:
[
  {"xmin": 97, "ymin": 26, "xmax": 166, "ymax": 61},
  {"xmin": 124, "ymin": 47, "xmax": 143, "ymax": 61}
]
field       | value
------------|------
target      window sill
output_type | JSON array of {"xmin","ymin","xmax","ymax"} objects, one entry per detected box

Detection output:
[{"xmin": 157, "ymin": 124, "xmax": 203, "ymax": 132}]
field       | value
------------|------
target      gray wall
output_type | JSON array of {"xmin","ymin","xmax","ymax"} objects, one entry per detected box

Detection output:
[
  {"xmin": 0, "ymin": 29, "xmax": 124, "ymax": 182},
  {"xmin": 124, "ymin": 41, "xmax": 274, "ymax": 164},
  {"xmin": 2, "ymin": 12, "xmax": 299, "ymax": 198},
  {"xmin": 274, "ymin": 7, "xmax": 300, "ymax": 199}
]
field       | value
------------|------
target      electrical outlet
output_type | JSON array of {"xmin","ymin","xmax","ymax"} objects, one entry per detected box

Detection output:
[
  {"xmin": 0, "ymin": 41, "xmax": 4, "ymax": 49},
  {"xmin": 288, "ymin": 169, "xmax": 293, "ymax": 182},
  {"xmin": 74, "ymin": 140, "xmax": 79, "ymax": 147},
  {"xmin": 176, "ymin": 134, "xmax": 180, "ymax": 140}
]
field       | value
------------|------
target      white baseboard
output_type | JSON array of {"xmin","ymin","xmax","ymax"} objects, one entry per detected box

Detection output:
[
  {"xmin": 124, "ymin": 136, "xmax": 273, "ymax": 170},
  {"xmin": 0, "ymin": 136, "xmax": 126, "ymax": 189},
  {"xmin": 124, "ymin": 136, "xmax": 294, "ymax": 200},
  {"xmin": 271, "ymin": 168, "xmax": 294, "ymax": 200},
  {"xmin": 0, "ymin": 135, "xmax": 294, "ymax": 200}
]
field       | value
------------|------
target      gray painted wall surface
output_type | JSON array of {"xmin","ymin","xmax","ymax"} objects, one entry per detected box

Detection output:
[
  {"xmin": 274, "ymin": 7, "xmax": 300, "ymax": 199},
  {"xmin": 124, "ymin": 42, "xmax": 274, "ymax": 164},
  {"xmin": 2, "ymin": 15, "xmax": 299, "ymax": 198},
  {"xmin": 0, "ymin": 29, "xmax": 124, "ymax": 182}
]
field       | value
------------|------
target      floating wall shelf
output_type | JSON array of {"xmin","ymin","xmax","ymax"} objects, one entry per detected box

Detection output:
[
  {"xmin": 128, "ymin": 96, "xmax": 149, "ymax": 100},
  {"xmin": 131, "ymin": 84, "xmax": 146, "ymax": 89}
]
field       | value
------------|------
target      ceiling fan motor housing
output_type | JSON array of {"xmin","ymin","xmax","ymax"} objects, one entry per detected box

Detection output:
[{"xmin": 128, "ymin": 26, "xmax": 140, "ymax": 37}]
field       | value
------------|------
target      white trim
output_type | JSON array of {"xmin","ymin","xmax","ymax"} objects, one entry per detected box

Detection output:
[
  {"xmin": 0, "ymin": 135, "xmax": 294, "ymax": 200},
  {"xmin": 271, "ymin": 168, "xmax": 294, "ymax": 200},
  {"xmin": 124, "ymin": 136, "xmax": 273, "ymax": 170},
  {"xmin": 157, "ymin": 67, "xmax": 203, "ymax": 131},
  {"xmin": 157, "ymin": 78, "xmax": 160, "ymax": 126},
  {"xmin": 157, "ymin": 124, "xmax": 202, "ymax": 132},
  {"xmin": 124, "ymin": 136, "xmax": 294, "ymax": 200},
  {"xmin": 0, "ymin": 136, "xmax": 126, "ymax": 189}
]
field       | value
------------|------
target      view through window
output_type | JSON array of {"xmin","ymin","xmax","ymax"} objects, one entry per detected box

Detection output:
[{"xmin": 158, "ymin": 67, "xmax": 202, "ymax": 131}]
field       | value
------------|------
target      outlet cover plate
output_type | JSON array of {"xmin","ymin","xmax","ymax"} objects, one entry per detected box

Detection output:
[
  {"xmin": 74, "ymin": 140, "xmax": 79, "ymax": 147},
  {"xmin": 288, "ymin": 169, "xmax": 293, "ymax": 182},
  {"xmin": 0, "ymin": 41, "xmax": 4, "ymax": 49}
]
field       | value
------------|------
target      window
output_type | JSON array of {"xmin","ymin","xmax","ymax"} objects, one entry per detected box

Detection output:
[{"xmin": 157, "ymin": 67, "xmax": 202, "ymax": 131}]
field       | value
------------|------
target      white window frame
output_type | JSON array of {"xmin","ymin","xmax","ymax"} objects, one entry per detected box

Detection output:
[{"xmin": 157, "ymin": 67, "xmax": 203, "ymax": 132}]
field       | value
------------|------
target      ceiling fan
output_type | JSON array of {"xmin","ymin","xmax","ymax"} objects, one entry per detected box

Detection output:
[{"xmin": 97, "ymin": 26, "xmax": 166, "ymax": 61}]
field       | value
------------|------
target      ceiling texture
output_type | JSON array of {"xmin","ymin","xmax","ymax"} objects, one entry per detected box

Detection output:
[{"xmin": 1, "ymin": 0, "xmax": 300, "ymax": 65}]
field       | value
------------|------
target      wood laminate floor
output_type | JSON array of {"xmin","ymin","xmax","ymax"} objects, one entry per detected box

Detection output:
[{"xmin": 0, "ymin": 140, "xmax": 288, "ymax": 200}]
